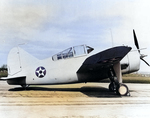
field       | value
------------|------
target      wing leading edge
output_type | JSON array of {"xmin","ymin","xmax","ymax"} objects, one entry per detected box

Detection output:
[{"xmin": 77, "ymin": 46, "xmax": 132, "ymax": 82}]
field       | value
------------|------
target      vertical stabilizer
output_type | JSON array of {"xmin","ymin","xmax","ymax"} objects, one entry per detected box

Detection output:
[
  {"xmin": 7, "ymin": 47, "xmax": 22, "ymax": 75},
  {"xmin": 7, "ymin": 47, "xmax": 39, "ymax": 76}
]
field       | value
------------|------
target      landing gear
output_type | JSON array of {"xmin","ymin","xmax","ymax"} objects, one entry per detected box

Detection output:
[
  {"xmin": 109, "ymin": 82, "xmax": 129, "ymax": 96},
  {"xmin": 21, "ymin": 84, "xmax": 30, "ymax": 89},
  {"xmin": 108, "ymin": 64, "xmax": 130, "ymax": 96},
  {"xmin": 109, "ymin": 82, "xmax": 116, "ymax": 92},
  {"xmin": 108, "ymin": 67, "xmax": 118, "ymax": 93}
]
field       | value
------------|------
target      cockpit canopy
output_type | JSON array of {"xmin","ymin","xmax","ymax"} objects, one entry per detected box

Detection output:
[{"xmin": 52, "ymin": 45, "xmax": 94, "ymax": 61}]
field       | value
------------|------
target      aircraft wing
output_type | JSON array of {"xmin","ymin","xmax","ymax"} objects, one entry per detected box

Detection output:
[{"xmin": 77, "ymin": 46, "xmax": 132, "ymax": 82}]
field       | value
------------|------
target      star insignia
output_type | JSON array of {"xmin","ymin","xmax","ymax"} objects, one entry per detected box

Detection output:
[{"xmin": 35, "ymin": 66, "xmax": 46, "ymax": 78}]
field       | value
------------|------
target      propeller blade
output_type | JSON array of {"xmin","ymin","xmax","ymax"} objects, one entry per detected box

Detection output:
[
  {"xmin": 140, "ymin": 54, "xmax": 147, "ymax": 59},
  {"xmin": 133, "ymin": 30, "xmax": 150, "ymax": 67},
  {"xmin": 133, "ymin": 29, "xmax": 140, "ymax": 53},
  {"xmin": 141, "ymin": 58, "xmax": 150, "ymax": 66}
]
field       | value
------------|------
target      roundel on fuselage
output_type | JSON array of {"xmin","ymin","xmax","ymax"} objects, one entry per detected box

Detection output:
[{"xmin": 35, "ymin": 66, "xmax": 46, "ymax": 78}]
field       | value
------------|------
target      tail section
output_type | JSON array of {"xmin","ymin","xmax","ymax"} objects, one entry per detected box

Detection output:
[{"xmin": 7, "ymin": 47, "xmax": 39, "ymax": 77}]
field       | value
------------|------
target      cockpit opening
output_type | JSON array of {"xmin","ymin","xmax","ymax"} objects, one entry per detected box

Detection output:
[{"xmin": 52, "ymin": 45, "xmax": 94, "ymax": 61}]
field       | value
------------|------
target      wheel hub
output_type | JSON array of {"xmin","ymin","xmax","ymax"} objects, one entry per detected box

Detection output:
[{"xmin": 118, "ymin": 85, "xmax": 127, "ymax": 95}]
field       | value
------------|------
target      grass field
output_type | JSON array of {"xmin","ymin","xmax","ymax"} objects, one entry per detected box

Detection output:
[
  {"xmin": 123, "ymin": 76, "xmax": 150, "ymax": 83},
  {"xmin": 0, "ymin": 71, "xmax": 150, "ymax": 83},
  {"xmin": 123, "ymin": 73, "xmax": 150, "ymax": 83},
  {"xmin": 0, "ymin": 71, "xmax": 7, "ymax": 78},
  {"xmin": 0, "ymin": 71, "xmax": 7, "ymax": 81}
]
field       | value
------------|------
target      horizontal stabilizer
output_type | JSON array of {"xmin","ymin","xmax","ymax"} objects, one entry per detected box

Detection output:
[
  {"xmin": 0, "ymin": 77, "xmax": 7, "ymax": 80},
  {"xmin": 0, "ymin": 75, "xmax": 26, "ymax": 80}
]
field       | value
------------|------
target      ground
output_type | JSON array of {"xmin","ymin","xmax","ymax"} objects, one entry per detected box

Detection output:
[{"xmin": 0, "ymin": 81, "xmax": 150, "ymax": 118}]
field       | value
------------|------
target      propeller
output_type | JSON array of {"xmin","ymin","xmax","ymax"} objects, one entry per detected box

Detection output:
[
  {"xmin": 133, "ymin": 29, "xmax": 150, "ymax": 66},
  {"xmin": 133, "ymin": 29, "xmax": 140, "ymax": 53}
]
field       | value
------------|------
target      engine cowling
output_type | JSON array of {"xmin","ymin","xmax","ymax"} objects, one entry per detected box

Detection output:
[{"xmin": 121, "ymin": 51, "xmax": 140, "ymax": 74}]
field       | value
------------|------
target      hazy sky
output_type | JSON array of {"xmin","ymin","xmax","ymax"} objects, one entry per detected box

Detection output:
[{"xmin": 0, "ymin": 0, "xmax": 150, "ymax": 72}]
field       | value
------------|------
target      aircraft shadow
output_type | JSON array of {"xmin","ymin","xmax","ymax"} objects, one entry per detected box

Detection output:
[
  {"xmin": 9, "ymin": 86, "xmax": 121, "ymax": 98},
  {"xmin": 80, "ymin": 86, "xmax": 120, "ymax": 98}
]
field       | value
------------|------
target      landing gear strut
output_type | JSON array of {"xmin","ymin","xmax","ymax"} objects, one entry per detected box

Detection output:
[
  {"xmin": 109, "ymin": 82, "xmax": 116, "ymax": 92},
  {"xmin": 108, "ymin": 64, "xmax": 130, "ymax": 96}
]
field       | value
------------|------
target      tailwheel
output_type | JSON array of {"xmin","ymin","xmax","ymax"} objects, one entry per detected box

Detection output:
[
  {"xmin": 21, "ymin": 85, "xmax": 30, "ymax": 89},
  {"xmin": 116, "ymin": 83, "xmax": 129, "ymax": 96}
]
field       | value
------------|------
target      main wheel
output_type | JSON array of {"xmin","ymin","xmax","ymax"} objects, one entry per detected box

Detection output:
[{"xmin": 116, "ymin": 83, "xmax": 129, "ymax": 96}]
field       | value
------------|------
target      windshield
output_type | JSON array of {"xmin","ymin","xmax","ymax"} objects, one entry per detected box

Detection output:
[
  {"xmin": 73, "ymin": 45, "xmax": 86, "ymax": 56},
  {"xmin": 52, "ymin": 45, "xmax": 94, "ymax": 61}
]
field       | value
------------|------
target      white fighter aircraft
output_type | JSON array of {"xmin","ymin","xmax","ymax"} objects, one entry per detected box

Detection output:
[{"xmin": 1, "ymin": 30, "xmax": 150, "ymax": 96}]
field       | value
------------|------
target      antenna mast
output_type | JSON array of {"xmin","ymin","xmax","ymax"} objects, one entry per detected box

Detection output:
[{"xmin": 110, "ymin": 29, "xmax": 114, "ymax": 47}]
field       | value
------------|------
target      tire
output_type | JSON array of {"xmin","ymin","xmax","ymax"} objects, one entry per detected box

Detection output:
[{"xmin": 116, "ymin": 83, "xmax": 129, "ymax": 96}]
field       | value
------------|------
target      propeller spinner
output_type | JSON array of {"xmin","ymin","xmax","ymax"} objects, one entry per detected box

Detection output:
[{"xmin": 133, "ymin": 29, "xmax": 150, "ymax": 66}]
